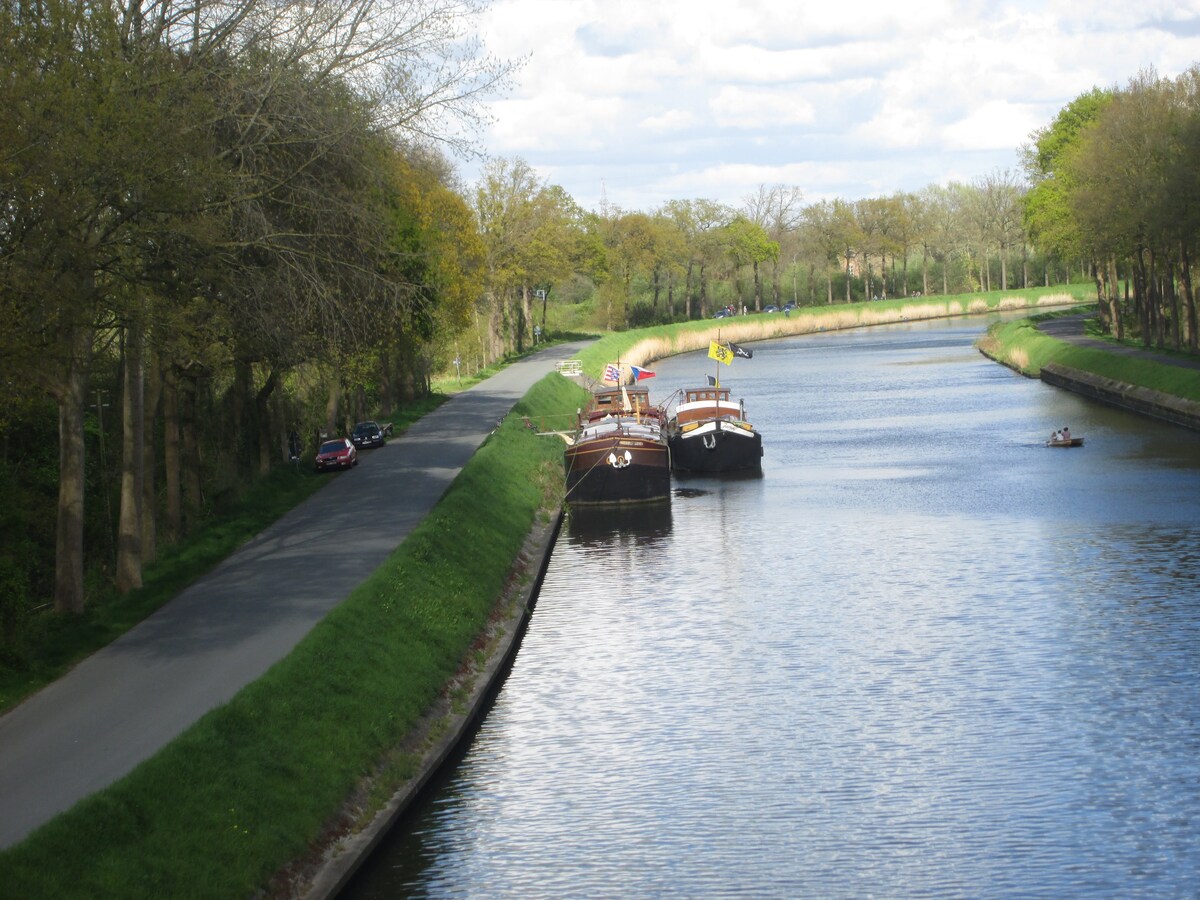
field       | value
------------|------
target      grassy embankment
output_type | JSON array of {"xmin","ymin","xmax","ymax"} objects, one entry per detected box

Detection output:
[
  {"xmin": 573, "ymin": 285, "xmax": 1094, "ymax": 379},
  {"xmin": 0, "ymin": 372, "xmax": 588, "ymax": 900},
  {"xmin": 978, "ymin": 310, "xmax": 1200, "ymax": 402}
]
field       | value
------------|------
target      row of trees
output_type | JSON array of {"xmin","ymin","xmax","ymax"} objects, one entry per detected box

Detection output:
[
  {"xmin": 468, "ymin": 65, "xmax": 1200, "ymax": 356},
  {"xmin": 1023, "ymin": 66, "xmax": 1200, "ymax": 351},
  {"xmin": 0, "ymin": 0, "xmax": 512, "ymax": 622},
  {"xmin": 463, "ymin": 164, "xmax": 1053, "ymax": 352}
]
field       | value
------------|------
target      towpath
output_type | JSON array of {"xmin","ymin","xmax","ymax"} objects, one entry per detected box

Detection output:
[
  {"xmin": 0, "ymin": 342, "xmax": 590, "ymax": 849},
  {"xmin": 1036, "ymin": 313, "xmax": 1200, "ymax": 371}
]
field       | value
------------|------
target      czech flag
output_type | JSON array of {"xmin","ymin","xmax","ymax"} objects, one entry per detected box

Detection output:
[{"xmin": 630, "ymin": 365, "xmax": 656, "ymax": 381}]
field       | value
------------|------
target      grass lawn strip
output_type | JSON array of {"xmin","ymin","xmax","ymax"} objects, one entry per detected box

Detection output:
[{"xmin": 978, "ymin": 311, "xmax": 1200, "ymax": 403}]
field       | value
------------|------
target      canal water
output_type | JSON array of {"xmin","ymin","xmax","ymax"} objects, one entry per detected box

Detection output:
[{"xmin": 345, "ymin": 315, "xmax": 1200, "ymax": 898}]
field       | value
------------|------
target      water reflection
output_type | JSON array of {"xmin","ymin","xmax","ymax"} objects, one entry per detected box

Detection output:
[
  {"xmin": 564, "ymin": 500, "xmax": 673, "ymax": 546},
  {"xmin": 345, "ymin": 316, "xmax": 1200, "ymax": 899}
]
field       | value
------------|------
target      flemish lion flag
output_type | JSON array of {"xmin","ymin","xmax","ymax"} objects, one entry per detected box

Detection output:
[
  {"xmin": 728, "ymin": 341, "xmax": 754, "ymax": 359},
  {"xmin": 708, "ymin": 341, "xmax": 733, "ymax": 365}
]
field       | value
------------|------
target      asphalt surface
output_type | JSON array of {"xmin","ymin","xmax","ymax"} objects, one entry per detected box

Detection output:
[
  {"xmin": 0, "ymin": 342, "xmax": 590, "ymax": 849},
  {"xmin": 1037, "ymin": 313, "xmax": 1200, "ymax": 370}
]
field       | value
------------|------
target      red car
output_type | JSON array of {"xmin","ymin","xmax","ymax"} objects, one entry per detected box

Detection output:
[{"xmin": 315, "ymin": 437, "xmax": 358, "ymax": 471}]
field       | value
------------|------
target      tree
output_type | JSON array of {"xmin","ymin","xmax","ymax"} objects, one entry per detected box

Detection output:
[
  {"xmin": 721, "ymin": 217, "xmax": 779, "ymax": 310},
  {"xmin": 661, "ymin": 198, "xmax": 731, "ymax": 318},
  {"xmin": 1023, "ymin": 88, "xmax": 1114, "ymax": 319},
  {"xmin": 978, "ymin": 169, "xmax": 1027, "ymax": 291},
  {"xmin": 744, "ymin": 184, "xmax": 804, "ymax": 304}
]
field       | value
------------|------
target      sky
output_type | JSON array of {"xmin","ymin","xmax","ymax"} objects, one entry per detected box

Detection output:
[{"xmin": 462, "ymin": 0, "xmax": 1200, "ymax": 214}]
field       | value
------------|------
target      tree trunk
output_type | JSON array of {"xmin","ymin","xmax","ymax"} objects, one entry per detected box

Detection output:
[
  {"xmin": 379, "ymin": 350, "xmax": 393, "ymax": 415},
  {"xmin": 1135, "ymin": 250, "xmax": 1151, "ymax": 347},
  {"xmin": 163, "ymin": 367, "xmax": 182, "ymax": 544},
  {"xmin": 324, "ymin": 375, "xmax": 340, "ymax": 437},
  {"xmin": 142, "ymin": 347, "xmax": 162, "ymax": 565},
  {"xmin": 53, "ymin": 325, "xmax": 95, "ymax": 614},
  {"xmin": 257, "ymin": 368, "xmax": 279, "ymax": 475},
  {"xmin": 1168, "ymin": 267, "xmax": 1182, "ymax": 352},
  {"xmin": 1181, "ymin": 245, "xmax": 1197, "ymax": 352},
  {"xmin": 116, "ymin": 323, "xmax": 145, "ymax": 593},
  {"xmin": 518, "ymin": 285, "xmax": 531, "ymax": 351},
  {"xmin": 231, "ymin": 358, "xmax": 251, "ymax": 478},
  {"xmin": 684, "ymin": 260, "xmax": 694, "ymax": 319},
  {"xmin": 1150, "ymin": 252, "xmax": 1165, "ymax": 350},
  {"xmin": 180, "ymin": 371, "xmax": 202, "ymax": 533}
]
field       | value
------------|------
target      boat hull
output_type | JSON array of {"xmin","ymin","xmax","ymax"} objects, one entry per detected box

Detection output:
[
  {"xmin": 1046, "ymin": 437, "xmax": 1084, "ymax": 447},
  {"xmin": 668, "ymin": 421, "xmax": 763, "ymax": 473},
  {"xmin": 564, "ymin": 435, "xmax": 671, "ymax": 504}
]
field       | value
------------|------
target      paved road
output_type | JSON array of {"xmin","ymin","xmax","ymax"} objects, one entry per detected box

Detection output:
[
  {"xmin": 0, "ymin": 342, "xmax": 590, "ymax": 849},
  {"xmin": 1038, "ymin": 313, "xmax": 1200, "ymax": 371}
]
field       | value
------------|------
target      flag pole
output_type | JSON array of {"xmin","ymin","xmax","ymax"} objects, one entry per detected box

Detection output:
[{"xmin": 714, "ymin": 329, "xmax": 721, "ymax": 389}]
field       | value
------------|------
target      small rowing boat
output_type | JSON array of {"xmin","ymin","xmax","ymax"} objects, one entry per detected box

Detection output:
[{"xmin": 1046, "ymin": 436, "xmax": 1084, "ymax": 448}]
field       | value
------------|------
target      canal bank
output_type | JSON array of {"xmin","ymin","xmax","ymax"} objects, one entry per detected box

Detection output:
[
  {"xmin": 296, "ymin": 510, "xmax": 564, "ymax": 899},
  {"xmin": 1039, "ymin": 363, "xmax": 1200, "ymax": 431},
  {"xmin": 979, "ymin": 310, "xmax": 1200, "ymax": 430}
]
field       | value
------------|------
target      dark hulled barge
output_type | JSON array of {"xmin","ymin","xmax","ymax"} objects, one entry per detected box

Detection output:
[
  {"xmin": 665, "ymin": 385, "xmax": 763, "ymax": 474},
  {"xmin": 564, "ymin": 386, "xmax": 671, "ymax": 505}
]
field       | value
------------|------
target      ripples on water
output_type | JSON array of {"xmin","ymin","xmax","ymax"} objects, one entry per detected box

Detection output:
[{"xmin": 347, "ymin": 318, "xmax": 1200, "ymax": 899}]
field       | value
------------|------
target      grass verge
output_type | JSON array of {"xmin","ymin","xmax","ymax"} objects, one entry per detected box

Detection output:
[
  {"xmin": 0, "ymin": 373, "xmax": 586, "ymax": 898},
  {"xmin": 978, "ymin": 311, "xmax": 1200, "ymax": 402}
]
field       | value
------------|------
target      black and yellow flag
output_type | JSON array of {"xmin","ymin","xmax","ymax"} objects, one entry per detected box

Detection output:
[
  {"xmin": 708, "ymin": 341, "xmax": 733, "ymax": 365},
  {"xmin": 729, "ymin": 341, "xmax": 754, "ymax": 359}
]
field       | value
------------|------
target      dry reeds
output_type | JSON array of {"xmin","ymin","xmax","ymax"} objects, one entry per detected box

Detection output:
[
  {"xmin": 608, "ymin": 291, "xmax": 1091, "ymax": 377},
  {"xmin": 622, "ymin": 298, "xmax": 1033, "ymax": 368}
]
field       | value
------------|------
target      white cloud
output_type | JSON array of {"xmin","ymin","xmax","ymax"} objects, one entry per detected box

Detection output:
[
  {"xmin": 464, "ymin": 0, "xmax": 1200, "ymax": 211},
  {"xmin": 941, "ymin": 100, "xmax": 1044, "ymax": 153},
  {"xmin": 641, "ymin": 108, "xmax": 699, "ymax": 134},
  {"xmin": 709, "ymin": 87, "xmax": 816, "ymax": 129}
]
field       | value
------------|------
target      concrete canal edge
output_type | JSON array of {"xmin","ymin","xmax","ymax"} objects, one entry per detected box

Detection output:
[
  {"xmin": 296, "ymin": 508, "xmax": 565, "ymax": 899},
  {"xmin": 1040, "ymin": 363, "xmax": 1200, "ymax": 432}
]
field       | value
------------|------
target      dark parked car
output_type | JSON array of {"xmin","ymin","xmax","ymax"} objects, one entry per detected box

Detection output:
[
  {"xmin": 351, "ymin": 420, "xmax": 386, "ymax": 449},
  {"xmin": 315, "ymin": 437, "xmax": 357, "ymax": 471},
  {"xmin": 762, "ymin": 304, "xmax": 780, "ymax": 313}
]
